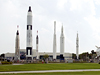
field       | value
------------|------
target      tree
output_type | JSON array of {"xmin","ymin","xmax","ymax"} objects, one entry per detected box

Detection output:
[
  {"xmin": 89, "ymin": 53, "xmax": 92, "ymax": 59},
  {"xmin": 72, "ymin": 53, "xmax": 76, "ymax": 59},
  {"xmin": 1, "ymin": 54, "xmax": 5, "ymax": 58},
  {"xmin": 43, "ymin": 54, "xmax": 49, "ymax": 60},
  {"xmin": 91, "ymin": 50, "xmax": 96, "ymax": 59},
  {"xmin": 91, "ymin": 50, "xmax": 95, "ymax": 54},
  {"xmin": 79, "ymin": 52, "xmax": 89, "ymax": 61},
  {"xmin": 43, "ymin": 54, "xmax": 49, "ymax": 63}
]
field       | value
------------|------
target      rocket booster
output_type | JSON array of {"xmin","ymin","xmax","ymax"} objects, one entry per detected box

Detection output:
[
  {"xmin": 76, "ymin": 32, "xmax": 79, "ymax": 59},
  {"xmin": 36, "ymin": 31, "xmax": 38, "ymax": 44},
  {"xmin": 15, "ymin": 25, "xmax": 20, "ymax": 61},
  {"xmin": 36, "ymin": 31, "xmax": 39, "ymax": 59},
  {"xmin": 53, "ymin": 21, "xmax": 56, "ymax": 59},
  {"xmin": 26, "ymin": 6, "xmax": 33, "ymax": 57},
  {"xmin": 60, "ymin": 25, "xmax": 64, "ymax": 55}
]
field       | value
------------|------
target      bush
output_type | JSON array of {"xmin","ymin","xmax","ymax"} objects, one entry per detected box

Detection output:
[{"xmin": 1, "ymin": 61, "xmax": 12, "ymax": 64}]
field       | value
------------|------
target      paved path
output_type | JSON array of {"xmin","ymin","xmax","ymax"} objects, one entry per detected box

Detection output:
[
  {"xmin": 12, "ymin": 64, "xmax": 23, "ymax": 65},
  {"xmin": 0, "ymin": 69, "xmax": 100, "ymax": 74}
]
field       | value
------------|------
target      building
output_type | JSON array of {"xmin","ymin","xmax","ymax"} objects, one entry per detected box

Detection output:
[{"xmin": 5, "ymin": 49, "xmax": 72, "ymax": 61}]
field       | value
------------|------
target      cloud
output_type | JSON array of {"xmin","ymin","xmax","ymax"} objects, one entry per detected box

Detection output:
[
  {"xmin": 69, "ymin": 0, "xmax": 82, "ymax": 11},
  {"xmin": 83, "ymin": 0, "xmax": 100, "ymax": 42},
  {"xmin": 57, "ymin": 0, "xmax": 68, "ymax": 10},
  {"xmin": 1, "ymin": 0, "xmax": 100, "ymax": 54},
  {"xmin": 95, "ymin": 0, "xmax": 100, "ymax": 5}
]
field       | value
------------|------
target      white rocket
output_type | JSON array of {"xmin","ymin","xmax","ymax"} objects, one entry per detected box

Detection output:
[
  {"xmin": 60, "ymin": 25, "xmax": 64, "ymax": 56},
  {"xmin": 76, "ymin": 32, "xmax": 79, "ymax": 59},
  {"xmin": 15, "ymin": 25, "xmax": 20, "ymax": 61},
  {"xmin": 36, "ymin": 31, "xmax": 39, "ymax": 59},
  {"xmin": 26, "ymin": 6, "xmax": 33, "ymax": 60},
  {"xmin": 53, "ymin": 21, "xmax": 56, "ymax": 59}
]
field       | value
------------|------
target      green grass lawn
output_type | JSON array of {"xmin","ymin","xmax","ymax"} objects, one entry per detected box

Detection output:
[
  {"xmin": 0, "ymin": 63, "xmax": 100, "ymax": 72},
  {"xmin": 1, "ymin": 71, "xmax": 100, "ymax": 75}
]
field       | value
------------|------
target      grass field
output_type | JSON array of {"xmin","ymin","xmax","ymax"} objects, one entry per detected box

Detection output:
[
  {"xmin": 1, "ymin": 71, "xmax": 100, "ymax": 75},
  {"xmin": 0, "ymin": 63, "xmax": 100, "ymax": 72}
]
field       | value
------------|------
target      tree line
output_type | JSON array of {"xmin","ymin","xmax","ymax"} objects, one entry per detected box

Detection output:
[{"xmin": 72, "ymin": 50, "xmax": 97, "ymax": 61}]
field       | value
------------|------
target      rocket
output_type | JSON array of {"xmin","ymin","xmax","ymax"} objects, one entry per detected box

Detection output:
[
  {"xmin": 15, "ymin": 25, "xmax": 20, "ymax": 61},
  {"xmin": 36, "ymin": 31, "xmax": 39, "ymax": 59},
  {"xmin": 60, "ymin": 25, "xmax": 64, "ymax": 57},
  {"xmin": 26, "ymin": 6, "xmax": 33, "ymax": 60},
  {"xmin": 53, "ymin": 21, "xmax": 56, "ymax": 60},
  {"xmin": 76, "ymin": 32, "xmax": 79, "ymax": 60}
]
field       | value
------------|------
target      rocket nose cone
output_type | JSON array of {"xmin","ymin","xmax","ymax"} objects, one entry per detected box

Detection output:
[
  {"xmin": 28, "ymin": 6, "xmax": 32, "ymax": 12},
  {"xmin": 16, "ymin": 30, "xmax": 19, "ymax": 35}
]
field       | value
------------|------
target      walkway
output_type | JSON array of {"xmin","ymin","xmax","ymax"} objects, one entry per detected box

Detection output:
[{"xmin": 0, "ymin": 69, "xmax": 100, "ymax": 74}]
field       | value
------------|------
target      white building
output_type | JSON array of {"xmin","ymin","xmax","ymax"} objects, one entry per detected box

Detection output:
[{"xmin": 5, "ymin": 49, "xmax": 72, "ymax": 60}]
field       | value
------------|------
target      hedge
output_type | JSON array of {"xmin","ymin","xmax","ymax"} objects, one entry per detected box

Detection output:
[{"xmin": 1, "ymin": 61, "xmax": 12, "ymax": 64}]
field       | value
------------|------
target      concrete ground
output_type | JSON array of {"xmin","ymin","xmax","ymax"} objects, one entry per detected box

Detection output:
[
  {"xmin": 12, "ymin": 64, "xmax": 24, "ymax": 65},
  {"xmin": 0, "ymin": 69, "xmax": 100, "ymax": 74}
]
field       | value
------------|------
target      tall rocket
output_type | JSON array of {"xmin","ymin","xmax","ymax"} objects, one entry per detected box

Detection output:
[
  {"xmin": 60, "ymin": 25, "xmax": 64, "ymax": 56},
  {"xmin": 36, "ymin": 31, "xmax": 39, "ymax": 59},
  {"xmin": 53, "ymin": 21, "xmax": 56, "ymax": 59},
  {"xmin": 26, "ymin": 6, "xmax": 33, "ymax": 60},
  {"xmin": 76, "ymin": 32, "xmax": 79, "ymax": 60},
  {"xmin": 15, "ymin": 25, "xmax": 20, "ymax": 61}
]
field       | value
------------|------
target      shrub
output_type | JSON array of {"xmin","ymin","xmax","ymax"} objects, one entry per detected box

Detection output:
[{"xmin": 1, "ymin": 61, "xmax": 12, "ymax": 64}]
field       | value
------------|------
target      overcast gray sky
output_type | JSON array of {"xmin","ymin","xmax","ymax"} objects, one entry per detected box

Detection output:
[{"xmin": 0, "ymin": 0, "xmax": 100, "ymax": 54}]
